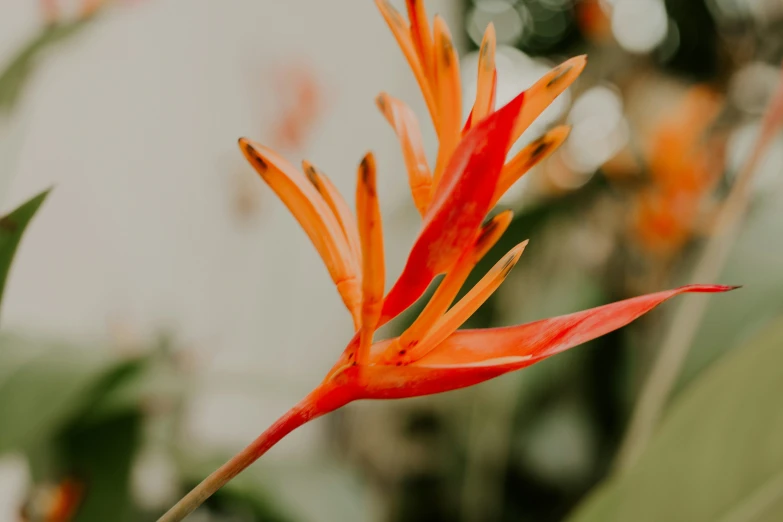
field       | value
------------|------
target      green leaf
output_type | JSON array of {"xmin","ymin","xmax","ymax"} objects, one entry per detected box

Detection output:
[
  {"xmin": 0, "ymin": 333, "xmax": 133, "ymax": 454},
  {"xmin": 60, "ymin": 411, "xmax": 143, "ymax": 522},
  {"xmin": 0, "ymin": 189, "xmax": 49, "ymax": 312},
  {"xmin": 567, "ymin": 317, "xmax": 783, "ymax": 522},
  {"xmin": 681, "ymin": 196, "xmax": 783, "ymax": 388}
]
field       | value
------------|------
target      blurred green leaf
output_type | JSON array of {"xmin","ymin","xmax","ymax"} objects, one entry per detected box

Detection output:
[
  {"xmin": 0, "ymin": 189, "xmax": 49, "ymax": 313},
  {"xmin": 60, "ymin": 411, "xmax": 143, "ymax": 522},
  {"xmin": 0, "ymin": 334, "xmax": 142, "ymax": 454},
  {"xmin": 567, "ymin": 317, "xmax": 783, "ymax": 522},
  {"xmin": 681, "ymin": 197, "xmax": 783, "ymax": 388}
]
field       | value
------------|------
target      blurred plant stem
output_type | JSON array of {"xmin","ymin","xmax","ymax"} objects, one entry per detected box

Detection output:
[
  {"xmin": 615, "ymin": 62, "xmax": 783, "ymax": 473},
  {"xmin": 0, "ymin": 11, "xmax": 100, "ymax": 202}
]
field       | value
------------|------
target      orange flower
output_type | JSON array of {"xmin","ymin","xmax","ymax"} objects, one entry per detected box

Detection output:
[
  {"xmin": 634, "ymin": 86, "xmax": 724, "ymax": 255},
  {"xmin": 160, "ymin": 3, "xmax": 736, "ymax": 520}
]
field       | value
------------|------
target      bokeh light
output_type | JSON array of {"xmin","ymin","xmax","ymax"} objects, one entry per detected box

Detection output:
[
  {"xmin": 564, "ymin": 85, "xmax": 629, "ymax": 175},
  {"xmin": 611, "ymin": 0, "xmax": 668, "ymax": 54}
]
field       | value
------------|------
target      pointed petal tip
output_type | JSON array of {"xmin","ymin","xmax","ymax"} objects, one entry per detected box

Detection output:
[
  {"xmin": 237, "ymin": 137, "xmax": 269, "ymax": 172},
  {"xmin": 570, "ymin": 55, "xmax": 588, "ymax": 75},
  {"xmin": 682, "ymin": 284, "xmax": 742, "ymax": 293}
]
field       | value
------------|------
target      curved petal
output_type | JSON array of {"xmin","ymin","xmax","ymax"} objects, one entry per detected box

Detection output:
[
  {"xmin": 356, "ymin": 153, "xmax": 385, "ymax": 364},
  {"xmin": 359, "ymin": 285, "xmax": 737, "ymax": 399},
  {"xmin": 409, "ymin": 241, "xmax": 527, "ymax": 360},
  {"xmin": 463, "ymin": 70, "xmax": 496, "ymax": 134},
  {"xmin": 239, "ymin": 138, "xmax": 361, "ymax": 318},
  {"xmin": 380, "ymin": 90, "xmax": 526, "ymax": 323},
  {"xmin": 302, "ymin": 161, "xmax": 362, "ymax": 268},
  {"xmin": 375, "ymin": 0, "xmax": 438, "ymax": 127},
  {"xmin": 492, "ymin": 125, "xmax": 571, "ymax": 206},
  {"xmin": 350, "ymin": 358, "xmax": 532, "ymax": 399},
  {"xmin": 376, "ymin": 93, "xmax": 432, "ymax": 215},
  {"xmin": 431, "ymin": 15, "xmax": 462, "ymax": 188},
  {"xmin": 471, "ymin": 23, "xmax": 497, "ymax": 126},
  {"xmin": 384, "ymin": 211, "xmax": 514, "ymax": 365},
  {"xmin": 405, "ymin": 0, "xmax": 434, "ymax": 82},
  {"xmin": 510, "ymin": 56, "xmax": 586, "ymax": 147},
  {"xmin": 417, "ymin": 284, "xmax": 739, "ymax": 366}
]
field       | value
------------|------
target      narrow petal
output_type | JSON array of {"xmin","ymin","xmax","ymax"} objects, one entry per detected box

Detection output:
[
  {"xmin": 375, "ymin": 0, "xmax": 438, "ymax": 127},
  {"xmin": 510, "ymin": 55, "xmax": 586, "ymax": 146},
  {"xmin": 406, "ymin": 0, "xmax": 434, "ymax": 81},
  {"xmin": 302, "ymin": 161, "xmax": 363, "ymax": 268},
  {"xmin": 431, "ymin": 15, "xmax": 463, "ymax": 189},
  {"xmin": 492, "ymin": 125, "xmax": 571, "ymax": 206},
  {"xmin": 411, "ymin": 241, "xmax": 527, "ymax": 359},
  {"xmin": 418, "ymin": 284, "xmax": 739, "ymax": 367},
  {"xmin": 462, "ymin": 69, "xmax": 497, "ymax": 134},
  {"xmin": 359, "ymin": 285, "xmax": 738, "ymax": 399},
  {"xmin": 380, "ymin": 91, "xmax": 526, "ymax": 323},
  {"xmin": 472, "ymin": 23, "xmax": 497, "ymax": 126},
  {"xmin": 356, "ymin": 154, "xmax": 385, "ymax": 365},
  {"xmin": 376, "ymin": 93, "xmax": 432, "ymax": 215},
  {"xmin": 390, "ymin": 211, "xmax": 515, "ymax": 364},
  {"xmin": 239, "ymin": 138, "xmax": 360, "ymax": 319}
]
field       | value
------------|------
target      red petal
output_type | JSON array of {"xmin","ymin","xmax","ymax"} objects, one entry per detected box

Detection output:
[
  {"xmin": 361, "ymin": 285, "xmax": 737, "ymax": 399},
  {"xmin": 380, "ymin": 90, "xmax": 526, "ymax": 323}
]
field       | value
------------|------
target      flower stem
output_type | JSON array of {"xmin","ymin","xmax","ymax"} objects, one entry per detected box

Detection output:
[
  {"xmin": 614, "ymin": 62, "xmax": 783, "ymax": 473},
  {"xmin": 157, "ymin": 390, "xmax": 322, "ymax": 522}
]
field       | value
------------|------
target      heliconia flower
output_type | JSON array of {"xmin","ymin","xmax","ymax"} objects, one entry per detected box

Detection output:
[{"xmin": 159, "ymin": 2, "xmax": 736, "ymax": 520}]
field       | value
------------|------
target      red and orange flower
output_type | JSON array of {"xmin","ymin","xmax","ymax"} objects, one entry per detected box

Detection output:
[{"xmin": 160, "ymin": 2, "xmax": 735, "ymax": 520}]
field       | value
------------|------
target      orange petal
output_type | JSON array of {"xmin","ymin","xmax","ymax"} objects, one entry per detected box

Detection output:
[
  {"xmin": 406, "ymin": 0, "xmax": 434, "ymax": 81},
  {"xmin": 376, "ymin": 93, "xmax": 432, "ymax": 215},
  {"xmin": 355, "ymin": 153, "xmax": 385, "ymax": 365},
  {"xmin": 380, "ymin": 90, "xmax": 526, "ymax": 323},
  {"xmin": 492, "ymin": 125, "xmax": 571, "ymax": 206},
  {"xmin": 239, "ymin": 138, "xmax": 361, "ymax": 319},
  {"xmin": 472, "ymin": 23, "xmax": 497, "ymax": 126},
  {"xmin": 303, "ymin": 161, "xmax": 363, "ymax": 268},
  {"xmin": 390, "ymin": 211, "xmax": 513, "ymax": 363},
  {"xmin": 411, "ymin": 241, "xmax": 527, "ymax": 359},
  {"xmin": 431, "ymin": 15, "xmax": 463, "ymax": 190},
  {"xmin": 359, "ymin": 284, "xmax": 738, "ymax": 399},
  {"xmin": 510, "ymin": 55, "xmax": 586, "ymax": 146},
  {"xmin": 463, "ymin": 69, "xmax": 497, "ymax": 134},
  {"xmin": 375, "ymin": 0, "xmax": 438, "ymax": 127}
]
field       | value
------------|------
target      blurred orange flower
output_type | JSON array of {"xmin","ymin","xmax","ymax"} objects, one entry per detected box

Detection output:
[
  {"xmin": 269, "ymin": 64, "xmax": 326, "ymax": 152},
  {"xmin": 634, "ymin": 86, "xmax": 725, "ymax": 256},
  {"xmin": 21, "ymin": 478, "xmax": 83, "ymax": 522},
  {"xmin": 160, "ymin": 3, "xmax": 736, "ymax": 520}
]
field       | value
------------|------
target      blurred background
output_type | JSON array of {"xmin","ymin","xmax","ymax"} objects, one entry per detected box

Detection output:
[{"xmin": 0, "ymin": 0, "xmax": 782, "ymax": 521}]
